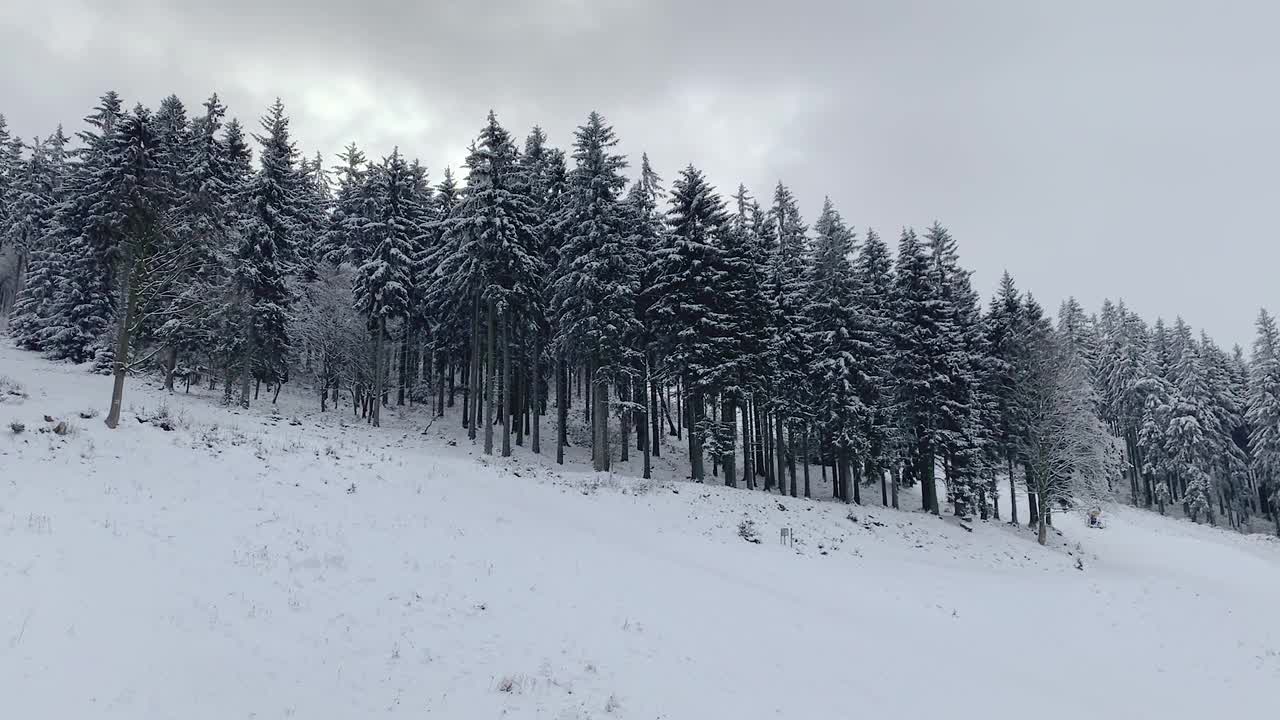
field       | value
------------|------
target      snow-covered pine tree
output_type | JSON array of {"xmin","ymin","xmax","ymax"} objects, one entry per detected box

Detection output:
[
  {"xmin": 650, "ymin": 165, "xmax": 734, "ymax": 481},
  {"xmin": 1165, "ymin": 317, "xmax": 1215, "ymax": 523},
  {"xmin": 321, "ymin": 143, "xmax": 372, "ymax": 267},
  {"xmin": 1016, "ymin": 326, "xmax": 1119, "ymax": 544},
  {"xmin": 7, "ymin": 128, "xmax": 72, "ymax": 349},
  {"xmin": 1247, "ymin": 308, "xmax": 1280, "ymax": 535},
  {"xmin": 419, "ymin": 165, "xmax": 468, "ymax": 421},
  {"xmin": 210, "ymin": 118, "xmax": 254, "ymax": 404},
  {"xmin": 353, "ymin": 148, "xmax": 419, "ymax": 427},
  {"xmin": 513, "ymin": 128, "xmax": 560, "ymax": 455},
  {"xmin": 983, "ymin": 272, "xmax": 1026, "ymax": 522},
  {"xmin": 765, "ymin": 182, "xmax": 811, "ymax": 496},
  {"xmin": 854, "ymin": 227, "xmax": 898, "ymax": 507},
  {"xmin": 625, "ymin": 153, "xmax": 666, "ymax": 475},
  {"xmin": 155, "ymin": 93, "xmax": 241, "ymax": 389},
  {"xmin": 42, "ymin": 97, "xmax": 125, "ymax": 364},
  {"xmin": 1199, "ymin": 332, "xmax": 1251, "ymax": 526},
  {"xmin": 890, "ymin": 227, "xmax": 945, "ymax": 514},
  {"xmin": 437, "ymin": 112, "xmax": 540, "ymax": 455},
  {"xmin": 295, "ymin": 151, "xmax": 333, "ymax": 284},
  {"xmin": 722, "ymin": 183, "xmax": 770, "ymax": 488},
  {"xmin": 923, "ymin": 222, "xmax": 983, "ymax": 518},
  {"xmin": 552, "ymin": 112, "xmax": 638, "ymax": 471},
  {"xmin": 0, "ymin": 114, "xmax": 26, "ymax": 313},
  {"xmin": 804, "ymin": 197, "xmax": 869, "ymax": 503},
  {"xmin": 236, "ymin": 99, "xmax": 305, "ymax": 407},
  {"xmin": 705, "ymin": 182, "xmax": 769, "ymax": 489},
  {"xmin": 92, "ymin": 105, "xmax": 178, "ymax": 427}
]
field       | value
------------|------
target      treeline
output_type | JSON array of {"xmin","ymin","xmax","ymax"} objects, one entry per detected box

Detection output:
[{"xmin": 0, "ymin": 93, "xmax": 1277, "ymax": 540}]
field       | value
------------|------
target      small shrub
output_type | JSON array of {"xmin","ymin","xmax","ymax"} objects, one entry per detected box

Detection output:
[
  {"xmin": 8, "ymin": 421, "xmax": 25, "ymax": 435},
  {"xmin": 496, "ymin": 675, "xmax": 522, "ymax": 693},
  {"xmin": 738, "ymin": 518, "xmax": 761, "ymax": 544},
  {"xmin": 0, "ymin": 375, "xmax": 26, "ymax": 403}
]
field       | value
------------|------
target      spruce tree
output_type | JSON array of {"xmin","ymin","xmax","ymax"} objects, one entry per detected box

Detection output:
[
  {"xmin": 353, "ymin": 149, "xmax": 419, "ymax": 427},
  {"xmin": 765, "ymin": 182, "xmax": 811, "ymax": 496},
  {"xmin": 805, "ymin": 197, "xmax": 870, "ymax": 502},
  {"xmin": 891, "ymin": 227, "xmax": 942, "ymax": 513},
  {"xmin": 552, "ymin": 112, "xmax": 638, "ymax": 471},
  {"xmin": 1247, "ymin": 309, "xmax": 1280, "ymax": 534},
  {"xmin": 650, "ymin": 165, "xmax": 734, "ymax": 480},
  {"xmin": 8, "ymin": 129, "xmax": 72, "ymax": 349},
  {"xmin": 237, "ymin": 99, "xmax": 305, "ymax": 406},
  {"xmin": 854, "ymin": 228, "xmax": 897, "ymax": 506}
]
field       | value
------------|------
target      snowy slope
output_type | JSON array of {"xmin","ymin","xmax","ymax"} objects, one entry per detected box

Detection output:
[{"xmin": 1, "ymin": 344, "xmax": 1277, "ymax": 720}]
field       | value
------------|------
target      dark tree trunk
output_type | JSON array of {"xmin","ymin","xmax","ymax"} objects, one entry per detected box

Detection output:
[
  {"xmin": 788, "ymin": 427, "xmax": 797, "ymax": 498},
  {"xmin": 501, "ymin": 311, "xmax": 512, "ymax": 458},
  {"xmin": 721, "ymin": 393, "xmax": 736, "ymax": 487},
  {"xmin": 484, "ymin": 301, "xmax": 496, "ymax": 455},
  {"xmin": 531, "ymin": 334, "xmax": 541, "ymax": 454},
  {"xmin": 370, "ymin": 320, "xmax": 384, "ymax": 427},
  {"xmin": 890, "ymin": 463, "xmax": 900, "ymax": 509},
  {"xmin": 879, "ymin": 457, "xmax": 888, "ymax": 507},
  {"xmin": 163, "ymin": 346, "xmax": 178, "ymax": 392},
  {"xmin": 556, "ymin": 355, "xmax": 568, "ymax": 465},
  {"xmin": 775, "ymin": 411, "xmax": 786, "ymax": 496},
  {"xmin": 1026, "ymin": 464, "xmax": 1040, "ymax": 527},
  {"xmin": 105, "ymin": 259, "xmax": 137, "ymax": 429},
  {"xmin": 1007, "ymin": 455, "xmax": 1019, "ymax": 525},
  {"xmin": 802, "ymin": 427, "xmax": 811, "ymax": 498},
  {"xmin": 649, "ymin": 356, "xmax": 661, "ymax": 458}
]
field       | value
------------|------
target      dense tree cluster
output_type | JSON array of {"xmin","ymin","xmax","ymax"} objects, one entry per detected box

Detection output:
[{"xmin": 2, "ymin": 94, "xmax": 1277, "ymax": 538}]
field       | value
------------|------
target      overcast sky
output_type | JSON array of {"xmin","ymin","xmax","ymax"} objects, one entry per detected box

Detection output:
[{"xmin": 1, "ymin": 0, "xmax": 1275, "ymax": 347}]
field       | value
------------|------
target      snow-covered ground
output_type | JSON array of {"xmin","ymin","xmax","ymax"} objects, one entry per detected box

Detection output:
[{"xmin": 1, "ymin": 344, "xmax": 1277, "ymax": 719}]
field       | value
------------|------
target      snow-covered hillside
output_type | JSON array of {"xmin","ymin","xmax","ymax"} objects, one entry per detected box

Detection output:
[{"xmin": 2, "ymin": 345, "xmax": 1277, "ymax": 719}]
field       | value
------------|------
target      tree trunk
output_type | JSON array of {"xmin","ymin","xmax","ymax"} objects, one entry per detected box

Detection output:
[
  {"xmin": 593, "ymin": 370, "xmax": 610, "ymax": 472},
  {"xmin": 163, "ymin": 346, "xmax": 178, "ymax": 392},
  {"xmin": 1026, "ymin": 465, "xmax": 1040, "ymax": 527},
  {"xmin": 501, "ymin": 311, "xmax": 512, "ymax": 458},
  {"xmin": 649, "ymin": 356, "xmax": 661, "ymax": 458},
  {"xmin": 371, "ymin": 319, "xmax": 384, "ymax": 427},
  {"xmin": 687, "ymin": 384, "xmax": 704, "ymax": 481},
  {"xmin": 397, "ymin": 324, "xmax": 407, "ymax": 406},
  {"xmin": 1007, "ymin": 455, "xmax": 1019, "ymax": 525},
  {"xmin": 721, "ymin": 393, "xmax": 736, "ymax": 487},
  {"xmin": 105, "ymin": 259, "xmax": 137, "ymax": 429},
  {"xmin": 787, "ymin": 427, "xmax": 798, "ymax": 498},
  {"xmin": 775, "ymin": 411, "xmax": 787, "ymax": 496},
  {"xmin": 642, "ymin": 369, "xmax": 652, "ymax": 480},
  {"xmin": 742, "ymin": 399, "xmax": 754, "ymax": 489},
  {"xmin": 761, "ymin": 406, "xmax": 774, "ymax": 490},
  {"xmin": 802, "ymin": 427, "xmax": 811, "ymax": 498},
  {"xmin": 484, "ymin": 301, "xmax": 496, "ymax": 455},
  {"xmin": 556, "ymin": 355, "xmax": 568, "ymax": 465},
  {"xmin": 879, "ymin": 457, "xmax": 888, "ymax": 507},
  {"xmin": 620, "ymin": 379, "xmax": 630, "ymax": 464},
  {"xmin": 531, "ymin": 334, "xmax": 541, "ymax": 455},
  {"xmin": 891, "ymin": 463, "xmax": 901, "ymax": 509},
  {"xmin": 239, "ymin": 290, "xmax": 252, "ymax": 409},
  {"xmin": 676, "ymin": 381, "xmax": 682, "ymax": 439}
]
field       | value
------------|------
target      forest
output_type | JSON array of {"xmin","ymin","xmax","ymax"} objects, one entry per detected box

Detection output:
[{"xmin": 1, "ymin": 91, "xmax": 1278, "ymax": 543}]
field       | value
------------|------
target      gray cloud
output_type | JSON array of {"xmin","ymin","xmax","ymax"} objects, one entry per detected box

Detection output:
[{"xmin": 2, "ymin": 0, "xmax": 1276, "ymax": 346}]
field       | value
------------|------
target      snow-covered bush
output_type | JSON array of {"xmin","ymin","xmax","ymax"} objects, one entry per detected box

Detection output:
[{"xmin": 0, "ymin": 375, "xmax": 25, "ymax": 402}]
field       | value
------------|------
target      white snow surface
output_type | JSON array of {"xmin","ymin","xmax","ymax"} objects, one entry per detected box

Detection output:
[{"xmin": 1, "ymin": 344, "xmax": 1277, "ymax": 719}]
